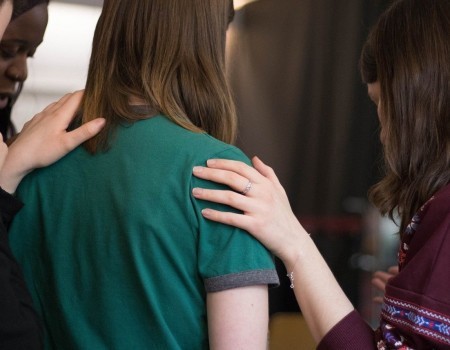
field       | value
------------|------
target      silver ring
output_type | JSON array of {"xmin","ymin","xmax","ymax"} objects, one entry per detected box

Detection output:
[{"xmin": 241, "ymin": 180, "xmax": 252, "ymax": 195}]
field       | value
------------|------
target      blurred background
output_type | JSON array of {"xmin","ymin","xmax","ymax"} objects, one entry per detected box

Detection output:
[{"xmin": 12, "ymin": 0, "xmax": 398, "ymax": 339}]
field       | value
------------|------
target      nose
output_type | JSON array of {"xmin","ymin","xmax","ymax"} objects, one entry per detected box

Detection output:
[{"xmin": 5, "ymin": 55, "xmax": 28, "ymax": 82}]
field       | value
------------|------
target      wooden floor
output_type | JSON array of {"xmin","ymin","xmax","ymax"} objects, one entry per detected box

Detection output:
[{"xmin": 269, "ymin": 313, "xmax": 316, "ymax": 350}]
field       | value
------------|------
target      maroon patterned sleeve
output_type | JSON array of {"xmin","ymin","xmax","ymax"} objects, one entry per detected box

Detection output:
[{"xmin": 378, "ymin": 184, "xmax": 450, "ymax": 348}]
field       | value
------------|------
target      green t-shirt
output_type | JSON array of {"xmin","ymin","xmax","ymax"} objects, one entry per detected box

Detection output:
[{"xmin": 9, "ymin": 116, "xmax": 279, "ymax": 350}]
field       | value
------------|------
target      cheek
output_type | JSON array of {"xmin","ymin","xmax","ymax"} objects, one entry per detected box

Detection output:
[{"xmin": 0, "ymin": 61, "xmax": 9, "ymax": 81}]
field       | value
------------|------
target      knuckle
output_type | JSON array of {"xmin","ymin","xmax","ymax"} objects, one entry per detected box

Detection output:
[
  {"xmin": 230, "ymin": 172, "xmax": 242, "ymax": 183},
  {"xmin": 225, "ymin": 192, "xmax": 240, "ymax": 206}
]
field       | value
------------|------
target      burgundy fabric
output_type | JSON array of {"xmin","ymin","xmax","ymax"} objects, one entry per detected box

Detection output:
[
  {"xmin": 318, "ymin": 183, "xmax": 450, "ymax": 349},
  {"xmin": 380, "ymin": 184, "xmax": 450, "ymax": 349},
  {"xmin": 317, "ymin": 310, "xmax": 376, "ymax": 350}
]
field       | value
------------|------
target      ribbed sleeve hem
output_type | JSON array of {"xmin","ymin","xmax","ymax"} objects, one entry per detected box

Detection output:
[
  {"xmin": 317, "ymin": 310, "xmax": 376, "ymax": 350},
  {"xmin": 205, "ymin": 269, "xmax": 280, "ymax": 292}
]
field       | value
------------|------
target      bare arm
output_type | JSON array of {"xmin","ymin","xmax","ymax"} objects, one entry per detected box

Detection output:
[
  {"xmin": 0, "ymin": 91, "xmax": 105, "ymax": 193},
  {"xmin": 207, "ymin": 285, "xmax": 269, "ymax": 350},
  {"xmin": 193, "ymin": 157, "xmax": 354, "ymax": 343}
]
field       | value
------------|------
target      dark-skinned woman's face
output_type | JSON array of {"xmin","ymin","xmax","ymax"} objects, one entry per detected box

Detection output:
[{"xmin": 0, "ymin": 3, "xmax": 47, "ymax": 110}]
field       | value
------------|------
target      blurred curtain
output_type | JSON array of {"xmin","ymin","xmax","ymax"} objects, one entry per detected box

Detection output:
[{"xmin": 226, "ymin": 0, "xmax": 390, "ymax": 314}]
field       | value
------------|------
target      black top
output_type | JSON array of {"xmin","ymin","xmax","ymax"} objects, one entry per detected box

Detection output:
[{"xmin": 0, "ymin": 188, "xmax": 42, "ymax": 349}]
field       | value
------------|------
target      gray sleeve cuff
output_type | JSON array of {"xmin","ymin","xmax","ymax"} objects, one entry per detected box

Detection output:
[{"xmin": 205, "ymin": 269, "xmax": 280, "ymax": 292}]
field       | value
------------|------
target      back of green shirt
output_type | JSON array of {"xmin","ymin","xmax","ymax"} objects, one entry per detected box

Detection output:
[{"xmin": 10, "ymin": 116, "xmax": 279, "ymax": 349}]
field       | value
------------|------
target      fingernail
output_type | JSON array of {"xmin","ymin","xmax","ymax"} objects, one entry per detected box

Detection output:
[
  {"xmin": 192, "ymin": 188, "xmax": 203, "ymax": 196},
  {"xmin": 95, "ymin": 118, "xmax": 106, "ymax": 126},
  {"xmin": 193, "ymin": 166, "xmax": 203, "ymax": 173},
  {"xmin": 207, "ymin": 159, "xmax": 216, "ymax": 166},
  {"xmin": 202, "ymin": 209, "xmax": 212, "ymax": 217}
]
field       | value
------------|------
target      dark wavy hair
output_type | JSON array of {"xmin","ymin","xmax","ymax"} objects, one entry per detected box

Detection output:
[{"xmin": 360, "ymin": 0, "xmax": 450, "ymax": 235}]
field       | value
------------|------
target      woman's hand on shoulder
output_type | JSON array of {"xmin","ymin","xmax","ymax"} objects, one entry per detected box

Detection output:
[
  {"xmin": 0, "ymin": 91, "xmax": 105, "ymax": 193},
  {"xmin": 192, "ymin": 156, "xmax": 308, "ymax": 263}
]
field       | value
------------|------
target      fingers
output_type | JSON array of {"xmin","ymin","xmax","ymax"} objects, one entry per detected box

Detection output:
[
  {"xmin": 40, "ymin": 90, "xmax": 83, "ymax": 118},
  {"xmin": 372, "ymin": 296, "xmax": 384, "ymax": 305},
  {"xmin": 193, "ymin": 165, "xmax": 252, "ymax": 194},
  {"xmin": 192, "ymin": 187, "xmax": 250, "ymax": 212},
  {"xmin": 371, "ymin": 276, "xmax": 388, "ymax": 292},
  {"xmin": 50, "ymin": 91, "xmax": 84, "ymax": 126},
  {"xmin": 23, "ymin": 91, "xmax": 84, "ymax": 132},
  {"xmin": 387, "ymin": 266, "xmax": 399, "ymax": 275},
  {"xmin": 372, "ymin": 270, "xmax": 395, "ymax": 282},
  {"xmin": 205, "ymin": 159, "xmax": 263, "ymax": 184},
  {"xmin": 200, "ymin": 208, "xmax": 252, "ymax": 232},
  {"xmin": 371, "ymin": 268, "xmax": 396, "ymax": 294},
  {"xmin": 41, "ymin": 92, "xmax": 76, "ymax": 113},
  {"xmin": 63, "ymin": 118, "xmax": 106, "ymax": 151},
  {"xmin": 201, "ymin": 157, "xmax": 286, "ymax": 197}
]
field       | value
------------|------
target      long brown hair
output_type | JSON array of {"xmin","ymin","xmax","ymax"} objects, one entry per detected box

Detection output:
[
  {"xmin": 360, "ymin": 0, "xmax": 450, "ymax": 235},
  {"xmin": 81, "ymin": 0, "xmax": 236, "ymax": 152}
]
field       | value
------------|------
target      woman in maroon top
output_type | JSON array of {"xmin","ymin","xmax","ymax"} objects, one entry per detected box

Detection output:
[{"xmin": 192, "ymin": 0, "xmax": 450, "ymax": 348}]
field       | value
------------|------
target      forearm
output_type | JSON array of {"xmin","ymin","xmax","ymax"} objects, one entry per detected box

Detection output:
[{"xmin": 281, "ymin": 232, "xmax": 354, "ymax": 343}]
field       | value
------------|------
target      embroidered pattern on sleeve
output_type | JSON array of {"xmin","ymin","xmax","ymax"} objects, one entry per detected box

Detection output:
[
  {"xmin": 398, "ymin": 196, "xmax": 434, "ymax": 269},
  {"xmin": 381, "ymin": 296, "xmax": 450, "ymax": 347}
]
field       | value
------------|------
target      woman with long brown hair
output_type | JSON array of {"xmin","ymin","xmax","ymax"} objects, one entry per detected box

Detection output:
[
  {"xmin": 8, "ymin": 0, "xmax": 278, "ymax": 349},
  {"xmin": 192, "ymin": 0, "xmax": 450, "ymax": 348}
]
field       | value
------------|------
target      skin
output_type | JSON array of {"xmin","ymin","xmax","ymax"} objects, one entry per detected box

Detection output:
[
  {"xmin": 372, "ymin": 265, "xmax": 398, "ymax": 304},
  {"xmin": 191, "ymin": 81, "xmax": 388, "ymax": 343},
  {"xmin": 0, "ymin": 91, "xmax": 106, "ymax": 193},
  {"xmin": 0, "ymin": 1, "xmax": 12, "ymax": 39},
  {"xmin": 208, "ymin": 285, "xmax": 269, "ymax": 349},
  {"xmin": 0, "ymin": 0, "xmax": 13, "ymax": 170},
  {"xmin": 367, "ymin": 81, "xmax": 383, "ymax": 143},
  {"xmin": 192, "ymin": 156, "xmax": 355, "ymax": 342},
  {"xmin": 0, "ymin": 3, "xmax": 267, "ymax": 347},
  {"xmin": 0, "ymin": 3, "xmax": 105, "ymax": 192},
  {"xmin": 0, "ymin": 3, "xmax": 48, "ymax": 109}
]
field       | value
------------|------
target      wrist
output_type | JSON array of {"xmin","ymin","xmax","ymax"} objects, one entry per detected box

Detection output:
[
  {"xmin": 279, "ymin": 222, "xmax": 311, "ymax": 270},
  {"xmin": 280, "ymin": 224, "xmax": 314, "ymax": 290},
  {"xmin": 0, "ymin": 157, "xmax": 29, "ymax": 194}
]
